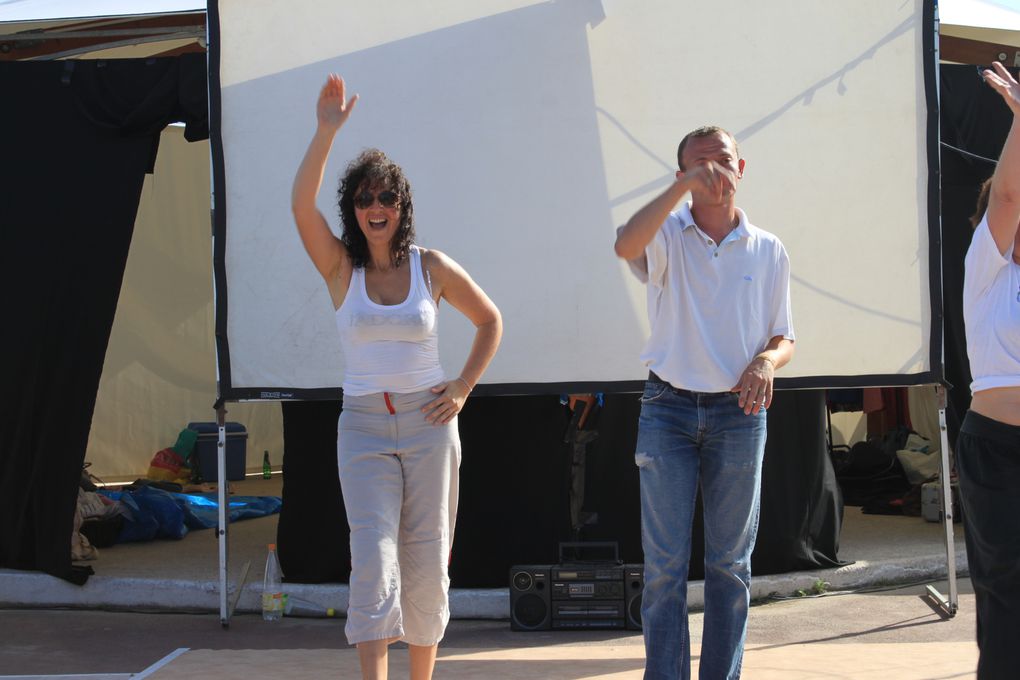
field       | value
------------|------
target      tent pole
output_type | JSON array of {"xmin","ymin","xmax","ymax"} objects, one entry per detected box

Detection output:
[
  {"xmin": 923, "ymin": 384, "xmax": 958, "ymax": 618},
  {"xmin": 922, "ymin": 10, "xmax": 958, "ymax": 619},
  {"xmin": 216, "ymin": 401, "xmax": 230, "ymax": 627}
]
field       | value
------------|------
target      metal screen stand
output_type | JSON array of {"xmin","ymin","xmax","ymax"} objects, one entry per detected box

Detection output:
[
  {"xmin": 922, "ymin": 384, "xmax": 958, "ymax": 618},
  {"xmin": 216, "ymin": 401, "xmax": 231, "ymax": 627}
]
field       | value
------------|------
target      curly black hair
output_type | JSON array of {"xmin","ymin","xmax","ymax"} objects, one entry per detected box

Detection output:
[{"xmin": 338, "ymin": 148, "xmax": 415, "ymax": 268}]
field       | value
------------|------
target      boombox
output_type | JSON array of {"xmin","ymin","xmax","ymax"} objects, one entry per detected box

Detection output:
[{"xmin": 509, "ymin": 563, "xmax": 644, "ymax": 631}]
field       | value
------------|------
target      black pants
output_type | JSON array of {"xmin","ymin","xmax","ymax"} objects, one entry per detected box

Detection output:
[{"xmin": 957, "ymin": 410, "xmax": 1020, "ymax": 680}]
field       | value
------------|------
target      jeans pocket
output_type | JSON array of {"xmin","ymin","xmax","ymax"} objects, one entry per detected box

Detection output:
[{"xmin": 639, "ymin": 382, "xmax": 669, "ymax": 404}]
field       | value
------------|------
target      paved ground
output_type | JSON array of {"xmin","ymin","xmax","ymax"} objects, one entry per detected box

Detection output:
[
  {"xmin": 0, "ymin": 578, "xmax": 978, "ymax": 679},
  {"xmin": 2, "ymin": 477, "xmax": 974, "ymax": 677}
]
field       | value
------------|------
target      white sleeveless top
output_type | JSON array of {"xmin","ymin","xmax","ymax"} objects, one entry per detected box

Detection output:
[
  {"xmin": 964, "ymin": 215, "xmax": 1020, "ymax": 393},
  {"xmin": 336, "ymin": 246, "xmax": 445, "ymax": 396}
]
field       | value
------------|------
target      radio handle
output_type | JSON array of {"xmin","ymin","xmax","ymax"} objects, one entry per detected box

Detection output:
[{"xmin": 558, "ymin": 541, "xmax": 620, "ymax": 564}]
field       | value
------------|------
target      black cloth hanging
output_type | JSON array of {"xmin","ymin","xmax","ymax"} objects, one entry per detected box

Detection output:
[
  {"xmin": 940, "ymin": 64, "xmax": 1014, "ymax": 449},
  {"xmin": 276, "ymin": 399, "xmax": 351, "ymax": 584},
  {"xmin": 450, "ymin": 394, "xmax": 574, "ymax": 586},
  {"xmin": 0, "ymin": 56, "xmax": 208, "ymax": 584},
  {"xmin": 279, "ymin": 391, "xmax": 843, "ymax": 587}
]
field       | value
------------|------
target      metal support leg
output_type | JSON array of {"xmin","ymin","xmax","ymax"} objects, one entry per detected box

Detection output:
[
  {"xmin": 216, "ymin": 403, "xmax": 230, "ymax": 627},
  {"xmin": 922, "ymin": 385, "xmax": 958, "ymax": 618}
]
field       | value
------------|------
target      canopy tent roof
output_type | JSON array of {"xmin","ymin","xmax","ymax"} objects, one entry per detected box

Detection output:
[
  {"xmin": 940, "ymin": 0, "xmax": 1020, "ymax": 31},
  {"xmin": 0, "ymin": 1, "xmax": 202, "ymax": 22},
  {"xmin": 2, "ymin": 0, "xmax": 1019, "ymax": 62},
  {"xmin": 0, "ymin": 1, "xmax": 204, "ymax": 59},
  {"xmin": 940, "ymin": 0, "xmax": 1020, "ymax": 62}
]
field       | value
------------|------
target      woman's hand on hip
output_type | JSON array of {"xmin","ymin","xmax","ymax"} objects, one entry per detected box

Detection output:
[{"xmin": 422, "ymin": 378, "xmax": 471, "ymax": 425}]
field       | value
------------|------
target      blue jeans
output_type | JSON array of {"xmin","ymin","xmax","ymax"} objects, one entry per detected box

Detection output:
[{"xmin": 636, "ymin": 377, "xmax": 767, "ymax": 680}]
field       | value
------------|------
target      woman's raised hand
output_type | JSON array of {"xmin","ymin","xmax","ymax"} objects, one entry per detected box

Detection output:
[
  {"xmin": 317, "ymin": 73, "xmax": 358, "ymax": 131},
  {"xmin": 984, "ymin": 62, "xmax": 1020, "ymax": 117}
]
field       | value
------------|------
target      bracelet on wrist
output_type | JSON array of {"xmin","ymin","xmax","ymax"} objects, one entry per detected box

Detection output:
[{"xmin": 455, "ymin": 376, "xmax": 472, "ymax": 392}]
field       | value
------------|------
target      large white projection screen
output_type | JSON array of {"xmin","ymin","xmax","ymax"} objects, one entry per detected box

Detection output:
[{"xmin": 212, "ymin": 0, "xmax": 936, "ymax": 398}]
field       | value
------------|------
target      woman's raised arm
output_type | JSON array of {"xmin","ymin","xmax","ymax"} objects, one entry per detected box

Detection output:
[
  {"xmin": 291, "ymin": 74, "xmax": 358, "ymax": 282},
  {"xmin": 983, "ymin": 62, "xmax": 1020, "ymax": 255}
]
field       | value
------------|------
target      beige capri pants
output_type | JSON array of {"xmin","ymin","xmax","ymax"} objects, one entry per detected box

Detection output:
[{"xmin": 337, "ymin": 388, "xmax": 461, "ymax": 646}]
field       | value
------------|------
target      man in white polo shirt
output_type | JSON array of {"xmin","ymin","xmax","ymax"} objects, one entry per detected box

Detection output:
[{"xmin": 614, "ymin": 125, "xmax": 795, "ymax": 680}]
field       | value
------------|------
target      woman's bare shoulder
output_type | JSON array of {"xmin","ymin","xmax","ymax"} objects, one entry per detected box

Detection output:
[{"xmin": 419, "ymin": 247, "xmax": 459, "ymax": 273}]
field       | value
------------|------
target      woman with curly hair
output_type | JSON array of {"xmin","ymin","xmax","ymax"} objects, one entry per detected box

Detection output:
[
  {"xmin": 959, "ymin": 61, "xmax": 1020, "ymax": 680},
  {"xmin": 291, "ymin": 74, "xmax": 502, "ymax": 680}
]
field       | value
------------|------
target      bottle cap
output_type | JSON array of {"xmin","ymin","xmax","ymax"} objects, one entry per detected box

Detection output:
[{"xmin": 268, "ymin": 543, "xmax": 276, "ymax": 550}]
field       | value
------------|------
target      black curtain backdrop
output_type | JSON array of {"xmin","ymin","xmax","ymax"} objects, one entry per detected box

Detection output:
[
  {"xmin": 277, "ymin": 399, "xmax": 349, "ymax": 583},
  {"xmin": 940, "ymin": 64, "xmax": 1014, "ymax": 447},
  {"xmin": 278, "ymin": 390, "xmax": 843, "ymax": 587},
  {"xmin": 0, "ymin": 56, "xmax": 207, "ymax": 584},
  {"xmin": 750, "ymin": 390, "xmax": 845, "ymax": 575},
  {"xmin": 276, "ymin": 395, "xmax": 577, "ymax": 586}
]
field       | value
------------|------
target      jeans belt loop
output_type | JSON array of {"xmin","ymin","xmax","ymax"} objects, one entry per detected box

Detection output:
[{"xmin": 648, "ymin": 371, "xmax": 701, "ymax": 398}]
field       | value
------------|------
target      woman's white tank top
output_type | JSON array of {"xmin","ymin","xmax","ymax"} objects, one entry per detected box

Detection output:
[{"xmin": 335, "ymin": 246, "xmax": 445, "ymax": 395}]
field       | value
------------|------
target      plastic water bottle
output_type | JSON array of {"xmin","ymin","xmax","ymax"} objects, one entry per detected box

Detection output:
[
  {"xmin": 262, "ymin": 543, "xmax": 283, "ymax": 621},
  {"xmin": 281, "ymin": 593, "xmax": 339, "ymax": 618}
]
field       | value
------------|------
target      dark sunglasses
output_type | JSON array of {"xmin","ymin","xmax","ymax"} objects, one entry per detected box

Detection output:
[{"xmin": 353, "ymin": 189, "xmax": 399, "ymax": 209}]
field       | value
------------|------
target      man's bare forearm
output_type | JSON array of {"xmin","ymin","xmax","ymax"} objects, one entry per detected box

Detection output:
[
  {"xmin": 755, "ymin": 337, "xmax": 795, "ymax": 371},
  {"xmin": 614, "ymin": 179, "xmax": 691, "ymax": 260}
]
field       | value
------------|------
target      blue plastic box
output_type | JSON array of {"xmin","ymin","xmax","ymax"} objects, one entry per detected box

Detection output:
[{"xmin": 187, "ymin": 421, "xmax": 248, "ymax": 482}]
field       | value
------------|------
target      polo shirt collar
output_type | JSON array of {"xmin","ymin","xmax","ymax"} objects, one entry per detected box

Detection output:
[{"xmin": 677, "ymin": 202, "xmax": 752, "ymax": 244}]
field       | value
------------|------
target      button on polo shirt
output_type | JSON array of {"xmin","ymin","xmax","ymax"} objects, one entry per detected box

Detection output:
[{"xmin": 633, "ymin": 202, "xmax": 795, "ymax": 393}]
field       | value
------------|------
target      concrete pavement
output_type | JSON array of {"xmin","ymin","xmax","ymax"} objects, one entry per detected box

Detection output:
[{"xmin": 1, "ymin": 578, "xmax": 979, "ymax": 679}]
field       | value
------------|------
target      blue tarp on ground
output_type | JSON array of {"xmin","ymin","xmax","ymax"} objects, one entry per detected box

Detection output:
[{"xmin": 99, "ymin": 487, "xmax": 282, "ymax": 543}]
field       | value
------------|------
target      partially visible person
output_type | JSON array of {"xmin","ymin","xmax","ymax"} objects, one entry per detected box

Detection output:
[
  {"xmin": 615, "ymin": 125, "xmax": 794, "ymax": 679},
  {"xmin": 959, "ymin": 60, "xmax": 1020, "ymax": 680},
  {"xmin": 291, "ymin": 74, "xmax": 502, "ymax": 680}
]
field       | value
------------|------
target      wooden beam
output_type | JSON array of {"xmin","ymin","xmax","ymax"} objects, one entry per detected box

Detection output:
[
  {"xmin": 149, "ymin": 42, "xmax": 206, "ymax": 58},
  {"xmin": 941, "ymin": 34, "xmax": 1020, "ymax": 66}
]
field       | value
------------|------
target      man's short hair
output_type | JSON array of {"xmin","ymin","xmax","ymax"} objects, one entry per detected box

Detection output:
[{"xmin": 676, "ymin": 126, "xmax": 740, "ymax": 171}]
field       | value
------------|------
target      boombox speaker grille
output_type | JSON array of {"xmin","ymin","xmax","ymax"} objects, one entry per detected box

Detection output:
[
  {"xmin": 509, "ymin": 566, "xmax": 551, "ymax": 631},
  {"xmin": 514, "ymin": 593, "xmax": 548, "ymax": 628},
  {"xmin": 625, "ymin": 564, "xmax": 644, "ymax": 630}
]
